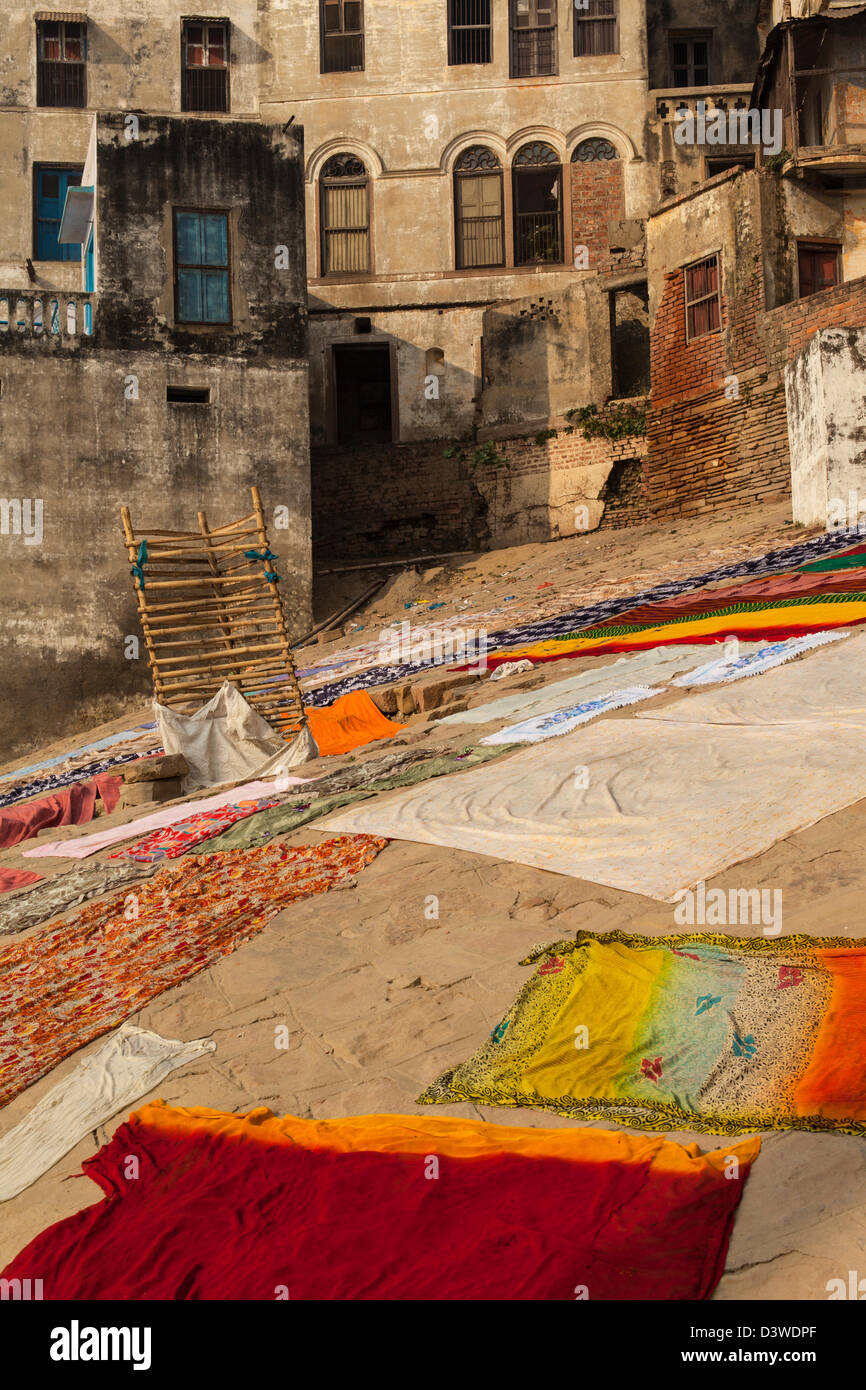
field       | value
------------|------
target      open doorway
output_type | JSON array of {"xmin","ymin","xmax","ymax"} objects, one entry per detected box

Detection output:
[{"xmin": 333, "ymin": 343, "xmax": 393, "ymax": 445}]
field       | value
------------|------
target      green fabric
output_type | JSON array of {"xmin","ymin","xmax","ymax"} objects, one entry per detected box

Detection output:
[
  {"xmin": 798, "ymin": 550, "xmax": 866, "ymax": 573},
  {"xmin": 190, "ymin": 744, "xmax": 518, "ymax": 854}
]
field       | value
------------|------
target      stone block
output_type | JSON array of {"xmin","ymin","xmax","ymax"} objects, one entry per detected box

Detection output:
[
  {"xmin": 118, "ymin": 778, "xmax": 184, "ymax": 809},
  {"xmin": 409, "ymin": 669, "xmax": 480, "ymax": 712},
  {"xmin": 123, "ymin": 753, "xmax": 189, "ymax": 784}
]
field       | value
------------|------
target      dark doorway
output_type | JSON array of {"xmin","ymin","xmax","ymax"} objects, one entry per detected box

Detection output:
[
  {"xmin": 334, "ymin": 344, "xmax": 392, "ymax": 444},
  {"xmin": 609, "ymin": 285, "xmax": 650, "ymax": 397}
]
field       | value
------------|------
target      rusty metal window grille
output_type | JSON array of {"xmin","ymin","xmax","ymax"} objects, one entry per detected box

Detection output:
[
  {"xmin": 510, "ymin": 0, "xmax": 557, "ymax": 78},
  {"xmin": 448, "ymin": 0, "xmax": 492, "ymax": 65},
  {"xmin": 574, "ymin": 0, "xmax": 618, "ymax": 57},
  {"xmin": 321, "ymin": 155, "xmax": 370, "ymax": 275},
  {"xmin": 182, "ymin": 21, "xmax": 229, "ymax": 112},
  {"xmin": 454, "ymin": 146, "xmax": 504, "ymax": 268},
  {"xmin": 572, "ymin": 137, "xmax": 619, "ymax": 162},
  {"xmin": 321, "ymin": 0, "xmax": 365, "ymax": 73},
  {"xmin": 670, "ymin": 32, "xmax": 711, "ymax": 87},
  {"xmin": 684, "ymin": 253, "xmax": 721, "ymax": 340},
  {"xmin": 513, "ymin": 142, "xmax": 562, "ymax": 264},
  {"xmin": 36, "ymin": 20, "xmax": 86, "ymax": 107}
]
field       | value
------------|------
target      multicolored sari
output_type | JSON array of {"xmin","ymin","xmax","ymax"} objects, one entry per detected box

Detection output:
[{"xmin": 420, "ymin": 931, "xmax": 866, "ymax": 1136}]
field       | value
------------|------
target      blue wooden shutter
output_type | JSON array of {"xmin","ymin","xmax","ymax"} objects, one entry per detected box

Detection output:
[{"xmin": 36, "ymin": 168, "xmax": 82, "ymax": 261}]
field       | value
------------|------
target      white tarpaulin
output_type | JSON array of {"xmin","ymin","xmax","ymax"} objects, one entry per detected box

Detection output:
[
  {"xmin": 322, "ymin": 634, "xmax": 866, "ymax": 900},
  {"xmin": 156, "ymin": 682, "xmax": 318, "ymax": 791}
]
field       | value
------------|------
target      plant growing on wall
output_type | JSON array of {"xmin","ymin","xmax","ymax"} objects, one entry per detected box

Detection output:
[{"xmin": 566, "ymin": 399, "xmax": 648, "ymax": 440}]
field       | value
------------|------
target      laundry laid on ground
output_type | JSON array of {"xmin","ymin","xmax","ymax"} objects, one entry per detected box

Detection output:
[
  {"xmin": 0, "ymin": 860, "xmax": 159, "ymax": 938},
  {"xmin": 0, "ymin": 868, "xmax": 43, "ymax": 896},
  {"xmin": 188, "ymin": 743, "xmax": 517, "ymax": 853},
  {"xmin": 21, "ymin": 776, "xmax": 310, "ymax": 860},
  {"xmin": 322, "ymin": 633, "xmax": 866, "ymax": 900},
  {"xmin": 0, "ymin": 1101, "xmax": 758, "ymax": 1299},
  {"xmin": 302, "ymin": 529, "xmax": 861, "ymax": 704},
  {"xmin": 0, "ymin": 836, "xmax": 386, "ymax": 1109},
  {"xmin": 479, "ymin": 686, "xmax": 659, "ymax": 744},
  {"xmin": 671, "ymin": 631, "xmax": 848, "ymax": 688},
  {"xmin": 440, "ymin": 643, "xmax": 716, "ymax": 725},
  {"xmin": 0, "ymin": 726, "xmax": 157, "ymax": 784},
  {"xmin": 0, "ymin": 1026, "xmax": 215, "ymax": 1202},
  {"xmin": 420, "ymin": 929, "xmax": 866, "ymax": 1136},
  {"xmin": 109, "ymin": 792, "xmax": 285, "ymax": 861},
  {"xmin": 0, "ymin": 774, "xmax": 122, "ymax": 852},
  {"xmin": 0, "ymin": 746, "xmax": 162, "ymax": 811},
  {"xmin": 305, "ymin": 689, "xmax": 406, "ymax": 756}
]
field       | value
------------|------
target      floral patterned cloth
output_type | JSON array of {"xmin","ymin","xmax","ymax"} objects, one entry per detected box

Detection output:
[
  {"xmin": 0, "ymin": 837, "xmax": 387, "ymax": 1111},
  {"xmin": 109, "ymin": 795, "xmax": 283, "ymax": 862}
]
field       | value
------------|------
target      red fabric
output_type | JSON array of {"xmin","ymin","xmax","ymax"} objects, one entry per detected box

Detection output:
[
  {"xmin": 0, "ymin": 867, "xmax": 43, "ymax": 894},
  {"xmin": 2, "ymin": 1114, "xmax": 749, "ymax": 1301},
  {"xmin": 0, "ymin": 774, "xmax": 121, "ymax": 851}
]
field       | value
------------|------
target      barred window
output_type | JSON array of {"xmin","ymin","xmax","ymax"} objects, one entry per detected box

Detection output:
[
  {"xmin": 37, "ymin": 19, "xmax": 86, "ymax": 107},
  {"xmin": 454, "ymin": 146, "xmax": 504, "ymax": 269},
  {"xmin": 448, "ymin": 0, "xmax": 492, "ymax": 64},
  {"xmin": 510, "ymin": 0, "xmax": 557, "ymax": 78},
  {"xmin": 574, "ymin": 0, "xmax": 618, "ymax": 58},
  {"xmin": 321, "ymin": 1, "xmax": 365, "ymax": 73},
  {"xmin": 684, "ymin": 254, "xmax": 720, "ymax": 341},
  {"xmin": 321, "ymin": 154, "xmax": 370, "ymax": 275},
  {"xmin": 513, "ymin": 142, "xmax": 563, "ymax": 265},
  {"xmin": 182, "ymin": 21, "xmax": 230, "ymax": 113},
  {"xmin": 670, "ymin": 32, "xmax": 711, "ymax": 87}
]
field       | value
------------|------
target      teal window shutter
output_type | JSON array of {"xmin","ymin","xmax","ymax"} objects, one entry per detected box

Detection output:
[{"xmin": 174, "ymin": 209, "xmax": 230, "ymax": 324}]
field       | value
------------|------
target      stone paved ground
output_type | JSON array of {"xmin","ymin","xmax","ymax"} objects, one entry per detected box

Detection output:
[{"xmin": 3, "ymin": 500, "xmax": 864, "ymax": 1298}]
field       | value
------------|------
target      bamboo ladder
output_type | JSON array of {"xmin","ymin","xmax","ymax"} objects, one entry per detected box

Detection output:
[{"xmin": 120, "ymin": 487, "xmax": 306, "ymax": 740}]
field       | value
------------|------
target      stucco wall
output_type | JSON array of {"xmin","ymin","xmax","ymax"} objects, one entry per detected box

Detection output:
[{"xmin": 786, "ymin": 327, "xmax": 866, "ymax": 527}]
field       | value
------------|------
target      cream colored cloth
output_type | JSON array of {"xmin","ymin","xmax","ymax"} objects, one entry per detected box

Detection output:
[
  {"xmin": 0, "ymin": 1025, "xmax": 215, "ymax": 1201},
  {"xmin": 157, "ymin": 682, "xmax": 318, "ymax": 791},
  {"xmin": 440, "ymin": 644, "xmax": 724, "ymax": 726},
  {"xmin": 322, "ymin": 635, "xmax": 866, "ymax": 901}
]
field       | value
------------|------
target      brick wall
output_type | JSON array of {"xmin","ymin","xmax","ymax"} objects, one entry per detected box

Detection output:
[
  {"xmin": 312, "ymin": 424, "xmax": 647, "ymax": 563},
  {"xmin": 570, "ymin": 161, "xmax": 625, "ymax": 272},
  {"xmin": 646, "ymin": 253, "xmax": 866, "ymax": 518}
]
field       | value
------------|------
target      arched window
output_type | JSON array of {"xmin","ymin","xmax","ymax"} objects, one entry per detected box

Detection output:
[
  {"xmin": 454, "ymin": 145, "xmax": 504, "ymax": 269},
  {"xmin": 572, "ymin": 137, "xmax": 620, "ymax": 162},
  {"xmin": 512, "ymin": 142, "xmax": 562, "ymax": 265},
  {"xmin": 320, "ymin": 153, "xmax": 370, "ymax": 276}
]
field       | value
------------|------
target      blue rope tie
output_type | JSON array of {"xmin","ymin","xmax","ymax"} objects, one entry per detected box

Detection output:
[{"xmin": 130, "ymin": 539, "xmax": 147, "ymax": 589}]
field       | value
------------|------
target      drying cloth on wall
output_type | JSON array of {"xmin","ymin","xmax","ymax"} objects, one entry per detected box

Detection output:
[
  {"xmin": 156, "ymin": 682, "xmax": 318, "ymax": 792},
  {"xmin": 0, "ymin": 726, "xmax": 157, "ymax": 784},
  {"xmin": 188, "ymin": 744, "xmax": 516, "ymax": 854},
  {"xmin": 0, "ymin": 869, "xmax": 43, "ymax": 895},
  {"xmin": 0, "ymin": 1026, "xmax": 215, "ymax": 1202},
  {"xmin": 301, "ymin": 530, "xmax": 862, "ymax": 706},
  {"xmin": 22, "ymin": 777, "xmax": 308, "ymax": 860},
  {"xmin": 306, "ymin": 690, "xmax": 407, "ymax": 757},
  {"xmin": 0, "ymin": 774, "xmax": 121, "ymax": 852},
  {"xmin": 420, "ymin": 930, "xmax": 866, "ymax": 1136},
  {"xmin": 0, "ymin": 1102, "xmax": 758, "ymax": 1300},
  {"xmin": 479, "ymin": 687, "xmax": 660, "ymax": 745},
  {"xmin": 671, "ymin": 631, "xmax": 849, "ymax": 688},
  {"xmin": 0, "ymin": 837, "xmax": 386, "ymax": 1111},
  {"xmin": 322, "ymin": 634, "xmax": 866, "ymax": 900},
  {"xmin": 0, "ymin": 747, "xmax": 162, "ymax": 811},
  {"xmin": 109, "ymin": 794, "xmax": 284, "ymax": 862},
  {"xmin": 480, "ymin": 593, "xmax": 866, "ymax": 670},
  {"xmin": 0, "ymin": 861, "xmax": 158, "ymax": 938},
  {"xmin": 441, "ymin": 644, "xmax": 716, "ymax": 726}
]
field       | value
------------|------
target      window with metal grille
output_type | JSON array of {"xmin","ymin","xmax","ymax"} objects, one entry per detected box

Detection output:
[
  {"xmin": 454, "ymin": 146, "xmax": 504, "ymax": 269},
  {"xmin": 510, "ymin": 0, "xmax": 557, "ymax": 78},
  {"xmin": 572, "ymin": 137, "xmax": 619, "ymax": 162},
  {"xmin": 448, "ymin": 0, "xmax": 491, "ymax": 65},
  {"xmin": 513, "ymin": 142, "xmax": 562, "ymax": 264},
  {"xmin": 321, "ymin": 155, "xmax": 370, "ymax": 275},
  {"xmin": 34, "ymin": 166, "xmax": 83, "ymax": 261},
  {"xmin": 321, "ymin": 1, "xmax": 365, "ymax": 73},
  {"xmin": 574, "ymin": 0, "xmax": 618, "ymax": 57},
  {"xmin": 182, "ymin": 21, "xmax": 229, "ymax": 112},
  {"xmin": 174, "ymin": 210, "xmax": 231, "ymax": 324},
  {"xmin": 684, "ymin": 254, "xmax": 721, "ymax": 340},
  {"xmin": 797, "ymin": 242, "xmax": 841, "ymax": 299},
  {"xmin": 36, "ymin": 19, "xmax": 86, "ymax": 107},
  {"xmin": 669, "ymin": 32, "xmax": 711, "ymax": 87}
]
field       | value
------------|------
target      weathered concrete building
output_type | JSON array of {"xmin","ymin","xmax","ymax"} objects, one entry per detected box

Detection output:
[{"xmin": 0, "ymin": 4, "xmax": 310, "ymax": 758}]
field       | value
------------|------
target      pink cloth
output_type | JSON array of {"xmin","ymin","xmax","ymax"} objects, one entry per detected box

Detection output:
[
  {"xmin": 0, "ymin": 774, "xmax": 121, "ymax": 852},
  {"xmin": 0, "ymin": 867, "xmax": 43, "ymax": 894},
  {"xmin": 23, "ymin": 777, "xmax": 307, "ymax": 860}
]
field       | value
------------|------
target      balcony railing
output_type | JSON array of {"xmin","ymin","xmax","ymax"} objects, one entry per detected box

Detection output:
[
  {"xmin": 515, "ymin": 211, "xmax": 562, "ymax": 265},
  {"xmin": 652, "ymin": 85, "xmax": 755, "ymax": 122},
  {"xmin": 510, "ymin": 25, "xmax": 557, "ymax": 78},
  {"xmin": 0, "ymin": 292, "xmax": 94, "ymax": 342}
]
